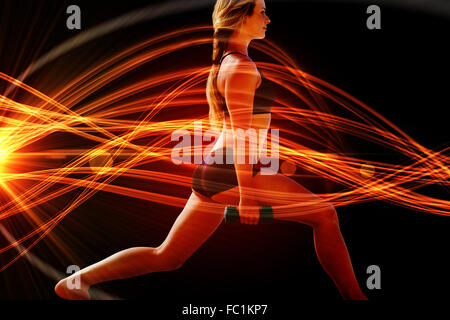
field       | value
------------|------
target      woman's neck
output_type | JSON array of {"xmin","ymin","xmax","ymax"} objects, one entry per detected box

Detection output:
[{"xmin": 227, "ymin": 30, "xmax": 251, "ymax": 55}]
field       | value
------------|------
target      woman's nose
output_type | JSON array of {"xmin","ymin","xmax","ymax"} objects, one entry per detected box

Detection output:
[{"xmin": 266, "ymin": 16, "xmax": 271, "ymax": 24}]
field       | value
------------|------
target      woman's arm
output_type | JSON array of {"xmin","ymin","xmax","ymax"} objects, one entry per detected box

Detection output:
[{"xmin": 224, "ymin": 58, "xmax": 261, "ymax": 224}]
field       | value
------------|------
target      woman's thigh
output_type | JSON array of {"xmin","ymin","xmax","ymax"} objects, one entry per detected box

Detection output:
[
  {"xmin": 211, "ymin": 172, "xmax": 335, "ymax": 227},
  {"xmin": 251, "ymin": 172, "xmax": 336, "ymax": 227},
  {"xmin": 210, "ymin": 185, "xmax": 240, "ymax": 206},
  {"xmin": 157, "ymin": 191, "xmax": 227, "ymax": 265}
]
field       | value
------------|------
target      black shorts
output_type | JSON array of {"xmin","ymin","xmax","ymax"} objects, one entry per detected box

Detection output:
[{"xmin": 191, "ymin": 147, "xmax": 271, "ymax": 199}]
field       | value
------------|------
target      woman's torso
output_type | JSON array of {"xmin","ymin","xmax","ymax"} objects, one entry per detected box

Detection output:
[{"xmin": 210, "ymin": 54, "xmax": 272, "ymax": 158}]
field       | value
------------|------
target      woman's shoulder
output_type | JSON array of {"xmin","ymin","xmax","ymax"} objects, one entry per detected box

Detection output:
[
  {"xmin": 219, "ymin": 54, "xmax": 260, "ymax": 83},
  {"xmin": 221, "ymin": 53, "xmax": 257, "ymax": 69}
]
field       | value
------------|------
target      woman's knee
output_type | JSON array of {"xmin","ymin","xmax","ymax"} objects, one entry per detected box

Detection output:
[
  {"xmin": 154, "ymin": 246, "xmax": 186, "ymax": 271},
  {"xmin": 315, "ymin": 203, "xmax": 339, "ymax": 227}
]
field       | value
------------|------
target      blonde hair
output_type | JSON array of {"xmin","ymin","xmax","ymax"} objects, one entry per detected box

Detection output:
[{"xmin": 207, "ymin": 0, "xmax": 255, "ymax": 130}]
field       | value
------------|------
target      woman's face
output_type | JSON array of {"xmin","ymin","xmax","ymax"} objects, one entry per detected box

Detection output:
[{"xmin": 241, "ymin": 0, "xmax": 271, "ymax": 40}]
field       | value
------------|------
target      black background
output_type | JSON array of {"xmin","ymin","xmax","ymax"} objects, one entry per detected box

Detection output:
[{"xmin": 0, "ymin": 0, "xmax": 449, "ymax": 316}]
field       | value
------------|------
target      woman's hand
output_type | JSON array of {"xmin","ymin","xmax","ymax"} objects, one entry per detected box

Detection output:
[{"xmin": 238, "ymin": 197, "xmax": 260, "ymax": 225}]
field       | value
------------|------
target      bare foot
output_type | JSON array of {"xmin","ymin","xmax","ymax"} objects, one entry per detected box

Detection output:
[{"xmin": 55, "ymin": 275, "xmax": 91, "ymax": 300}]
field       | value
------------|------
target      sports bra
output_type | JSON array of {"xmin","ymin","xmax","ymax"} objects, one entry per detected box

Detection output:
[{"xmin": 217, "ymin": 52, "xmax": 276, "ymax": 116}]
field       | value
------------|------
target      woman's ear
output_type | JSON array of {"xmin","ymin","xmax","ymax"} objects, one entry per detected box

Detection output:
[
  {"xmin": 241, "ymin": 16, "xmax": 249, "ymax": 28},
  {"xmin": 238, "ymin": 19, "xmax": 249, "ymax": 35}
]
